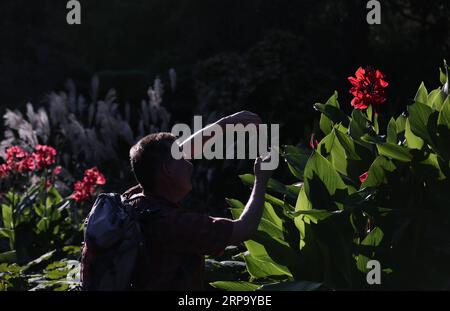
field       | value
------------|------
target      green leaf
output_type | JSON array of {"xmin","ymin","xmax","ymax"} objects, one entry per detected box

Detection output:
[
  {"xmin": 407, "ymin": 102, "xmax": 436, "ymax": 147},
  {"xmin": 349, "ymin": 110, "xmax": 373, "ymax": 150},
  {"xmin": 239, "ymin": 174, "xmax": 298, "ymax": 200},
  {"xmin": 361, "ymin": 156, "xmax": 396, "ymax": 188},
  {"xmin": 0, "ymin": 251, "xmax": 17, "ymax": 263},
  {"xmin": 210, "ymin": 281, "xmax": 261, "ymax": 291},
  {"xmin": 414, "ymin": 82, "xmax": 429, "ymax": 105},
  {"xmin": 314, "ymin": 103, "xmax": 350, "ymax": 129},
  {"xmin": 291, "ymin": 209, "xmax": 341, "ymax": 223},
  {"xmin": 257, "ymin": 280, "xmax": 323, "ymax": 291},
  {"xmin": 225, "ymin": 198, "xmax": 244, "ymax": 212},
  {"xmin": 438, "ymin": 97, "xmax": 450, "ymax": 128},
  {"xmin": 387, "ymin": 118, "xmax": 397, "ymax": 144},
  {"xmin": 282, "ymin": 145, "xmax": 310, "ymax": 180},
  {"xmin": 243, "ymin": 254, "xmax": 287, "ymax": 279},
  {"xmin": 376, "ymin": 141, "xmax": 413, "ymax": 162},
  {"xmin": 318, "ymin": 91, "xmax": 340, "ymax": 135},
  {"xmin": 405, "ymin": 118, "xmax": 424, "ymax": 149},
  {"xmin": 334, "ymin": 128, "xmax": 361, "ymax": 160},
  {"xmin": 395, "ymin": 114, "xmax": 407, "ymax": 134},
  {"xmin": 302, "ymin": 152, "xmax": 348, "ymax": 212},
  {"xmin": 0, "ymin": 228, "xmax": 13, "ymax": 239},
  {"xmin": 356, "ymin": 227, "xmax": 384, "ymax": 273},
  {"xmin": 1, "ymin": 204, "xmax": 13, "ymax": 230},
  {"xmin": 36, "ymin": 218, "xmax": 50, "ymax": 233},
  {"xmin": 428, "ymin": 89, "xmax": 446, "ymax": 111},
  {"xmin": 23, "ymin": 250, "xmax": 56, "ymax": 272}
]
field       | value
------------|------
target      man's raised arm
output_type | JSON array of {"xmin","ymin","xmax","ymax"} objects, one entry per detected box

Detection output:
[{"xmin": 229, "ymin": 155, "xmax": 273, "ymax": 244}]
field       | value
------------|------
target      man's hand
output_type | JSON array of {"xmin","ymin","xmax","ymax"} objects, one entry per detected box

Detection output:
[
  {"xmin": 253, "ymin": 154, "xmax": 273, "ymax": 185},
  {"xmin": 229, "ymin": 154, "xmax": 276, "ymax": 245}
]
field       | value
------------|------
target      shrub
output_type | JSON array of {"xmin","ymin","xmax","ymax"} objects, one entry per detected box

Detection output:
[{"xmin": 215, "ymin": 61, "xmax": 450, "ymax": 290}]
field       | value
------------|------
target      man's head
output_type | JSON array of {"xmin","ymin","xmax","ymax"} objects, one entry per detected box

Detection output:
[{"xmin": 129, "ymin": 132, "xmax": 193, "ymax": 201}]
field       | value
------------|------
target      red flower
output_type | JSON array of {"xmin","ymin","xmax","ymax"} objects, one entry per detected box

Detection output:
[
  {"xmin": 359, "ymin": 171, "xmax": 369, "ymax": 183},
  {"xmin": 71, "ymin": 181, "xmax": 95, "ymax": 202},
  {"xmin": 4, "ymin": 146, "xmax": 33, "ymax": 173},
  {"xmin": 83, "ymin": 167, "xmax": 106, "ymax": 185},
  {"xmin": 309, "ymin": 133, "xmax": 319, "ymax": 149},
  {"xmin": 52, "ymin": 166, "xmax": 62, "ymax": 175},
  {"xmin": 1, "ymin": 145, "xmax": 58, "ymax": 178},
  {"xmin": 348, "ymin": 67, "xmax": 389, "ymax": 110},
  {"xmin": 71, "ymin": 167, "xmax": 106, "ymax": 203},
  {"xmin": 32, "ymin": 145, "xmax": 57, "ymax": 169},
  {"xmin": 6, "ymin": 146, "xmax": 27, "ymax": 160}
]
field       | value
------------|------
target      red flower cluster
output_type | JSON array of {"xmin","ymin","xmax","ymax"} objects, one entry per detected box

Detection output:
[
  {"xmin": 348, "ymin": 67, "xmax": 389, "ymax": 109},
  {"xmin": 71, "ymin": 167, "xmax": 106, "ymax": 203},
  {"xmin": 0, "ymin": 145, "xmax": 57, "ymax": 178}
]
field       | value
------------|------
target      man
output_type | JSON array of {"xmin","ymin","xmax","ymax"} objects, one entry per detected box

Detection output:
[{"xmin": 123, "ymin": 111, "xmax": 274, "ymax": 290}]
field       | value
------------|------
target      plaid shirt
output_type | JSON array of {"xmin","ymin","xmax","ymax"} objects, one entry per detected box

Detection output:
[{"xmin": 123, "ymin": 186, "xmax": 233, "ymax": 291}]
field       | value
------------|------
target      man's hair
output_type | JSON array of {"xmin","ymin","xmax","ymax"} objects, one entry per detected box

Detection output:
[{"xmin": 129, "ymin": 132, "xmax": 177, "ymax": 191}]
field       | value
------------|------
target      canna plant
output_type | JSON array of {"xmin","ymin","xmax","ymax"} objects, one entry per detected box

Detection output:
[
  {"xmin": 0, "ymin": 144, "xmax": 105, "ymax": 268},
  {"xmin": 213, "ymin": 61, "xmax": 450, "ymax": 290}
]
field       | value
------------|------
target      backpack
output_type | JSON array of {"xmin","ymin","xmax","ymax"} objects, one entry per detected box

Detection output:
[{"xmin": 80, "ymin": 192, "xmax": 157, "ymax": 291}]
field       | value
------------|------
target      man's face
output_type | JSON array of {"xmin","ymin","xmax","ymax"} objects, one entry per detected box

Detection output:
[{"xmin": 165, "ymin": 154, "xmax": 194, "ymax": 198}]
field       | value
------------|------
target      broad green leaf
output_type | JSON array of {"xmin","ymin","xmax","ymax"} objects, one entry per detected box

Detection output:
[
  {"xmin": 387, "ymin": 118, "xmax": 397, "ymax": 144},
  {"xmin": 225, "ymin": 198, "xmax": 244, "ymax": 212},
  {"xmin": 290, "ymin": 209, "xmax": 341, "ymax": 223},
  {"xmin": 210, "ymin": 281, "xmax": 261, "ymax": 291},
  {"xmin": 334, "ymin": 128, "xmax": 361, "ymax": 160},
  {"xmin": 376, "ymin": 141, "xmax": 413, "ymax": 162},
  {"xmin": 407, "ymin": 102, "xmax": 436, "ymax": 147},
  {"xmin": 36, "ymin": 217, "xmax": 50, "ymax": 233},
  {"xmin": 303, "ymin": 153, "xmax": 347, "ymax": 200},
  {"xmin": 282, "ymin": 145, "xmax": 310, "ymax": 180},
  {"xmin": 1, "ymin": 204, "xmax": 13, "ymax": 230},
  {"xmin": 349, "ymin": 110, "xmax": 373, "ymax": 150},
  {"xmin": 414, "ymin": 82, "xmax": 429, "ymax": 105},
  {"xmin": 239, "ymin": 174, "xmax": 298, "ymax": 200},
  {"xmin": 428, "ymin": 88, "xmax": 445, "ymax": 111},
  {"xmin": 314, "ymin": 103, "xmax": 350, "ymax": 129},
  {"xmin": 243, "ymin": 253, "xmax": 287, "ymax": 279},
  {"xmin": 23, "ymin": 250, "xmax": 57, "ymax": 271},
  {"xmin": 361, "ymin": 156, "xmax": 396, "ymax": 188},
  {"xmin": 438, "ymin": 97, "xmax": 450, "ymax": 128},
  {"xmin": 0, "ymin": 228, "xmax": 13, "ymax": 239},
  {"xmin": 318, "ymin": 91, "xmax": 340, "ymax": 135},
  {"xmin": 395, "ymin": 114, "xmax": 407, "ymax": 134},
  {"xmin": 356, "ymin": 227, "xmax": 384, "ymax": 273},
  {"xmin": 318, "ymin": 130, "xmax": 348, "ymax": 176},
  {"xmin": 405, "ymin": 119, "xmax": 424, "ymax": 149}
]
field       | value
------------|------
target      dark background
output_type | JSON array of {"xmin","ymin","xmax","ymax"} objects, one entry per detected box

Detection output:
[
  {"xmin": 1, "ymin": 1, "xmax": 449, "ymax": 121},
  {"xmin": 0, "ymin": 0, "xmax": 449, "ymax": 211}
]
